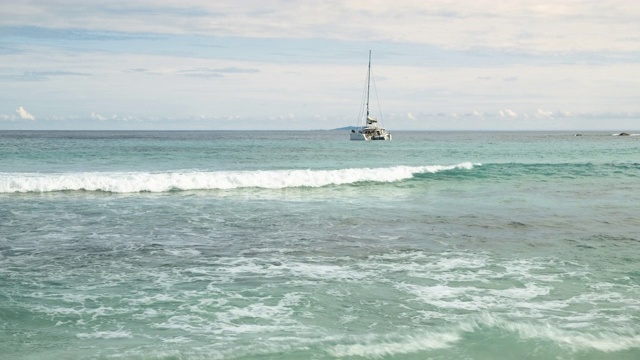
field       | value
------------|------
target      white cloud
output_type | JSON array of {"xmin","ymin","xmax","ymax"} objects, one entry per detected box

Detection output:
[
  {"xmin": 16, "ymin": 106, "xmax": 35, "ymax": 120},
  {"xmin": 536, "ymin": 109, "xmax": 553, "ymax": 118},
  {"xmin": 2, "ymin": 1, "xmax": 640, "ymax": 52},
  {"xmin": 91, "ymin": 112, "xmax": 107, "ymax": 121},
  {"xmin": 499, "ymin": 109, "xmax": 518, "ymax": 119}
]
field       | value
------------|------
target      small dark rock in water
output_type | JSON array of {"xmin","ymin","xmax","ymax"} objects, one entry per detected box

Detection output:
[
  {"xmin": 574, "ymin": 133, "xmax": 583, "ymax": 136},
  {"xmin": 619, "ymin": 132, "xmax": 630, "ymax": 136}
]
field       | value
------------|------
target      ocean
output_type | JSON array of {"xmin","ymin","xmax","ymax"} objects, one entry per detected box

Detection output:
[{"xmin": 1, "ymin": 130, "xmax": 639, "ymax": 359}]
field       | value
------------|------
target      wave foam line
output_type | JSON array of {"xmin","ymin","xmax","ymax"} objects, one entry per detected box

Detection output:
[
  {"xmin": 468, "ymin": 312, "xmax": 640, "ymax": 352},
  {"xmin": 0, "ymin": 163, "xmax": 477, "ymax": 193},
  {"xmin": 327, "ymin": 331, "xmax": 461, "ymax": 357}
]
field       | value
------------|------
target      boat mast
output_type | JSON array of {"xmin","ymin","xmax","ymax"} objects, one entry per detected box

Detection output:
[{"xmin": 366, "ymin": 50, "xmax": 371, "ymax": 120}]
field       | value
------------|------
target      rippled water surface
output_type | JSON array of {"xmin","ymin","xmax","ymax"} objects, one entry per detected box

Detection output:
[{"xmin": 1, "ymin": 131, "xmax": 639, "ymax": 359}]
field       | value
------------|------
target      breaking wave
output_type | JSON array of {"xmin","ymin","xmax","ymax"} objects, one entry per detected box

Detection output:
[{"xmin": 0, "ymin": 162, "xmax": 477, "ymax": 193}]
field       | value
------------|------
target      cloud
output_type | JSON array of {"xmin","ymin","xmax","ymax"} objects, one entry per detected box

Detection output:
[
  {"xmin": 536, "ymin": 109, "xmax": 553, "ymax": 118},
  {"xmin": 91, "ymin": 112, "xmax": 107, "ymax": 121},
  {"xmin": 2, "ymin": 1, "xmax": 640, "ymax": 52},
  {"xmin": 175, "ymin": 67, "xmax": 260, "ymax": 78},
  {"xmin": 211, "ymin": 67, "xmax": 260, "ymax": 74},
  {"xmin": 499, "ymin": 109, "xmax": 518, "ymax": 119},
  {"xmin": 16, "ymin": 106, "xmax": 35, "ymax": 120},
  {"xmin": 0, "ymin": 70, "xmax": 90, "ymax": 82}
]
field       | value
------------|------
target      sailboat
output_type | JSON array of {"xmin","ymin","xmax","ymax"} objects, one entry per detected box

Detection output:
[{"xmin": 350, "ymin": 51, "xmax": 392, "ymax": 141}]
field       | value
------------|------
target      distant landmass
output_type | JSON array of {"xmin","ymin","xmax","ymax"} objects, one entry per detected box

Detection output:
[{"xmin": 333, "ymin": 126, "xmax": 359, "ymax": 131}]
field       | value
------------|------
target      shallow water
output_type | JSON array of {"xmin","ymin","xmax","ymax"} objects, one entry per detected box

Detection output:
[{"xmin": 1, "ymin": 130, "xmax": 639, "ymax": 359}]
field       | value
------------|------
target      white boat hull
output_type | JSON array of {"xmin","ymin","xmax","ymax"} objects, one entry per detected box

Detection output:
[{"xmin": 350, "ymin": 131, "xmax": 391, "ymax": 141}]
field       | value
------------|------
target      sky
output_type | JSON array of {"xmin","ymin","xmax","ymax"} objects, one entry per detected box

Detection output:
[{"xmin": 1, "ymin": 0, "xmax": 639, "ymax": 130}]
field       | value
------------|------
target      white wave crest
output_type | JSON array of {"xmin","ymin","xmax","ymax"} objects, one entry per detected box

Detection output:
[
  {"xmin": 327, "ymin": 331, "xmax": 461, "ymax": 357},
  {"xmin": 76, "ymin": 329, "xmax": 132, "ymax": 339},
  {"xmin": 467, "ymin": 313, "xmax": 640, "ymax": 352},
  {"xmin": 0, "ymin": 163, "xmax": 477, "ymax": 193}
]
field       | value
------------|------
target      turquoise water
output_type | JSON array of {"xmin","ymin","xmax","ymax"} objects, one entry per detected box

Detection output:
[{"xmin": 1, "ymin": 130, "xmax": 639, "ymax": 359}]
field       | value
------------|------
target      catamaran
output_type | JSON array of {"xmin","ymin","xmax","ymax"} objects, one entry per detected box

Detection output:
[{"xmin": 350, "ymin": 51, "xmax": 392, "ymax": 141}]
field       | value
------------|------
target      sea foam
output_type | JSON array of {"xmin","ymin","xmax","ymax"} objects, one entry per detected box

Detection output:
[
  {"xmin": 327, "ymin": 331, "xmax": 461, "ymax": 357},
  {"xmin": 0, "ymin": 163, "xmax": 477, "ymax": 193}
]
